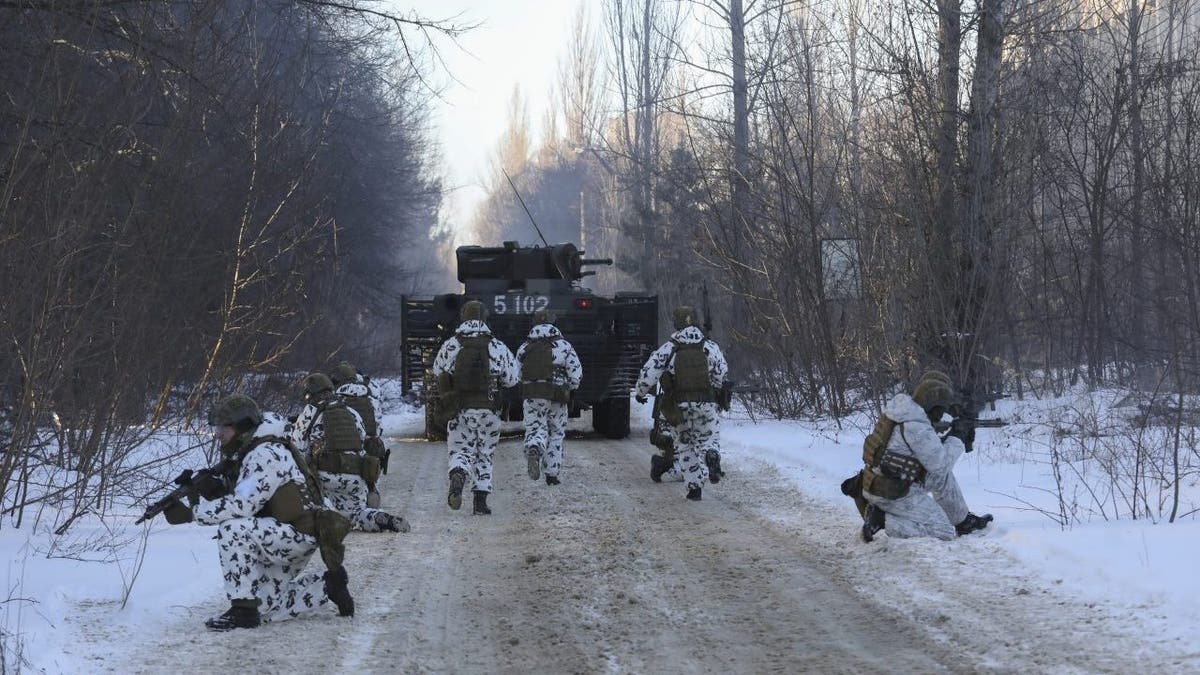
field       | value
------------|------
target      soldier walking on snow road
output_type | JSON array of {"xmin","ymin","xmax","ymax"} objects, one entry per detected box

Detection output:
[
  {"xmin": 432, "ymin": 300, "xmax": 520, "ymax": 515},
  {"xmin": 634, "ymin": 306, "xmax": 729, "ymax": 501},
  {"xmin": 517, "ymin": 308, "xmax": 583, "ymax": 485}
]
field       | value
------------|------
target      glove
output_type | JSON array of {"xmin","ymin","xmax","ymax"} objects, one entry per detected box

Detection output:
[
  {"xmin": 635, "ymin": 393, "xmax": 648, "ymax": 405},
  {"xmin": 192, "ymin": 470, "xmax": 229, "ymax": 501},
  {"xmin": 947, "ymin": 419, "xmax": 976, "ymax": 450}
]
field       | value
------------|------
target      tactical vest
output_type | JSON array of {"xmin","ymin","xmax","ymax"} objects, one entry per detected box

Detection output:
[
  {"xmin": 667, "ymin": 340, "xmax": 715, "ymax": 403},
  {"xmin": 311, "ymin": 400, "xmax": 362, "ymax": 452},
  {"xmin": 452, "ymin": 335, "xmax": 496, "ymax": 410},
  {"xmin": 521, "ymin": 338, "xmax": 569, "ymax": 403},
  {"xmin": 342, "ymin": 393, "xmax": 378, "ymax": 437},
  {"xmin": 859, "ymin": 417, "xmax": 927, "ymax": 500}
]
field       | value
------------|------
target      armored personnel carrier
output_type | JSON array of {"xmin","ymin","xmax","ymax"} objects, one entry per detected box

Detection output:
[{"xmin": 401, "ymin": 241, "xmax": 659, "ymax": 440}]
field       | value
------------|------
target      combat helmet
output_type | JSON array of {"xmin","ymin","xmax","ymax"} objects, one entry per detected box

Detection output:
[
  {"xmin": 672, "ymin": 306, "xmax": 697, "ymax": 331},
  {"xmin": 303, "ymin": 372, "xmax": 335, "ymax": 401},
  {"xmin": 207, "ymin": 394, "xmax": 263, "ymax": 428},
  {"xmin": 332, "ymin": 361, "xmax": 358, "ymax": 387},
  {"xmin": 912, "ymin": 378, "xmax": 955, "ymax": 413},
  {"xmin": 460, "ymin": 300, "xmax": 488, "ymax": 323}
]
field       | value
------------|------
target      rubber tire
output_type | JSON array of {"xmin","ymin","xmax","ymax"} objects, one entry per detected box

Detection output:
[{"xmin": 592, "ymin": 397, "xmax": 631, "ymax": 439}]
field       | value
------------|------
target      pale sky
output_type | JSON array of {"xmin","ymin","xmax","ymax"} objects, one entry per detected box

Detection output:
[{"xmin": 404, "ymin": 0, "xmax": 592, "ymax": 238}]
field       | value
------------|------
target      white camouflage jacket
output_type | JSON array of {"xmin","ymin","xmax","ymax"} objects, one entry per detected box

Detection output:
[
  {"xmin": 195, "ymin": 415, "xmax": 315, "ymax": 525},
  {"xmin": 882, "ymin": 393, "xmax": 965, "ymax": 478},
  {"xmin": 516, "ymin": 323, "xmax": 583, "ymax": 392},
  {"xmin": 635, "ymin": 326, "xmax": 729, "ymax": 398},
  {"xmin": 432, "ymin": 320, "xmax": 520, "ymax": 389}
]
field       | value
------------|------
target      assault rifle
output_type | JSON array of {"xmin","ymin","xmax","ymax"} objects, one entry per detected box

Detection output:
[
  {"xmin": 933, "ymin": 391, "xmax": 1007, "ymax": 453},
  {"xmin": 135, "ymin": 462, "xmax": 233, "ymax": 524}
]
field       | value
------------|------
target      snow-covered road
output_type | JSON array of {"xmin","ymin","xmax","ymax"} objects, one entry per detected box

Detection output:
[{"xmin": 92, "ymin": 426, "xmax": 1186, "ymax": 674}]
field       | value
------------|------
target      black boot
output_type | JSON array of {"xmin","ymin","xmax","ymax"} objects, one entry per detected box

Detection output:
[
  {"xmin": 686, "ymin": 486, "xmax": 702, "ymax": 501},
  {"xmin": 447, "ymin": 468, "xmax": 466, "ymax": 510},
  {"xmin": 705, "ymin": 450, "xmax": 724, "ymax": 484},
  {"xmin": 955, "ymin": 512, "xmax": 993, "ymax": 536},
  {"xmin": 323, "ymin": 565, "xmax": 355, "ymax": 617},
  {"xmin": 204, "ymin": 600, "xmax": 262, "ymax": 631},
  {"xmin": 650, "ymin": 454, "xmax": 670, "ymax": 483},
  {"xmin": 472, "ymin": 490, "xmax": 492, "ymax": 515},
  {"xmin": 374, "ymin": 512, "xmax": 410, "ymax": 533},
  {"xmin": 545, "ymin": 475, "xmax": 560, "ymax": 485},
  {"xmin": 861, "ymin": 504, "xmax": 886, "ymax": 543}
]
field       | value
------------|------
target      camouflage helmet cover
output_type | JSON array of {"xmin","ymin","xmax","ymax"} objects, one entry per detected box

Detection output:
[
  {"xmin": 912, "ymin": 379, "xmax": 955, "ymax": 413},
  {"xmin": 460, "ymin": 300, "xmax": 488, "ymax": 323},
  {"xmin": 919, "ymin": 370, "xmax": 953, "ymax": 386},
  {"xmin": 207, "ymin": 394, "xmax": 263, "ymax": 427},
  {"xmin": 672, "ymin": 306, "xmax": 697, "ymax": 331},
  {"xmin": 532, "ymin": 308, "xmax": 557, "ymax": 325},
  {"xmin": 332, "ymin": 361, "xmax": 358, "ymax": 386},
  {"xmin": 303, "ymin": 372, "xmax": 335, "ymax": 396}
]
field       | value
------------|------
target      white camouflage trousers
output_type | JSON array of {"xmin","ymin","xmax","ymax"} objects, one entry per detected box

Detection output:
[
  {"xmin": 523, "ymin": 399, "xmax": 568, "ymax": 478},
  {"xmin": 319, "ymin": 472, "xmax": 389, "ymax": 532},
  {"xmin": 215, "ymin": 517, "xmax": 327, "ymax": 622},
  {"xmin": 866, "ymin": 444, "xmax": 971, "ymax": 541},
  {"xmin": 657, "ymin": 415, "xmax": 722, "ymax": 483},
  {"xmin": 673, "ymin": 402, "xmax": 720, "ymax": 491},
  {"xmin": 448, "ymin": 408, "xmax": 501, "ymax": 493}
]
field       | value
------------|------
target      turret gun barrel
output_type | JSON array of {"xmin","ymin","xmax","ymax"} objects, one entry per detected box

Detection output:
[{"xmin": 581, "ymin": 257, "xmax": 613, "ymax": 266}]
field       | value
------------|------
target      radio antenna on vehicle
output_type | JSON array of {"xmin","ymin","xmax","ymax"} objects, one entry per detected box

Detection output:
[{"xmin": 502, "ymin": 168, "xmax": 550, "ymax": 248}]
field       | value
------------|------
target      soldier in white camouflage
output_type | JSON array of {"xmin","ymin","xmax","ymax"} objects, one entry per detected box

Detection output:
[
  {"xmin": 292, "ymin": 373, "xmax": 408, "ymax": 533},
  {"xmin": 635, "ymin": 306, "xmax": 729, "ymax": 501},
  {"xmin": 516, "ymin": 308, "xmax": 583, "ymax": 485},
  {"xmin": 332, "ymin": 361, "xmax": 387, "ymax": 508},
  {"xmin": 183, "ymin": 395, "xmax": 355, "ymax": 630},
  {"xmin": 856, "ymin": 371, "xmax": 994, "ymax": 541},
  {"xmin": 432, "ymin": 301, "xmax": 520, "ymax": 514}
]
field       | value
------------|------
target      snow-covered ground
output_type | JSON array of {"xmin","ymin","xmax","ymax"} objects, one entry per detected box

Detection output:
[
  {"xmin": 2, "ymin": 383, "xmax": 1197, "ymax": 672},
  {"xmin": 717, "ymin": 390, "xmax": 1200, "ymax": 661}
]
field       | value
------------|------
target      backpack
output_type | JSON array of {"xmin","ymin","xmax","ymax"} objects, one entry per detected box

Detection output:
[
  {"xmin": 451, "ymin": 335, "xmax": 497, "ymax": 410},
  {"xmin": 521, "ymin": 338, "xmax": 569, "ymax": 403},
  {"xmin": 342, "ymin": 393, "xmax": 378, "ymax": 438},
  {"xmin": 667, "ymin": 340, "xmax": 715, "ymax": 403}
]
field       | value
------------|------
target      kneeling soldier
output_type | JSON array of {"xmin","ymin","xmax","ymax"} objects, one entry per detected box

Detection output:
[
  {"xmin": 193, "ymin": 396, "xmax": 355, "ymax": 630},
  {"xmin": 855, "ymin": 371, "xmax": 993, "ymax": 542},
  {"xmin": 333, "ymin": 361, "xmax": 388, "ymax": 508},
  {"xmin": 292, "ymin": 373, "xmax": 409, "ymax": 533}
]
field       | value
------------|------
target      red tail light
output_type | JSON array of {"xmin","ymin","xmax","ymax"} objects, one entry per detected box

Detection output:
[{"xmin": 575, "ymin": 298, "xmax": 594, "ymax": 309}]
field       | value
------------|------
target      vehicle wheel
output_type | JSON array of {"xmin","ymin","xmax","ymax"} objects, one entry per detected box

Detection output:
[
  {"xmin": 593, "ymin": 397, "xmax": 630, "ymax": 439},
  {"xmin": 423, "ymin": 373, "xmax": 448, "ymax": 441}
]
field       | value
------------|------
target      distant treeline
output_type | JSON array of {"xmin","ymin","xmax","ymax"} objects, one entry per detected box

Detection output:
[{"xmin": 472, "ymin": 1, "xmax": 1200, "ymax": 418}]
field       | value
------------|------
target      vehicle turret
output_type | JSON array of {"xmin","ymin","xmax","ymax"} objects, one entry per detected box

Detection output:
[{"xmin": 456, "ymin": 241, "xmax": 613, "ymax": 294}]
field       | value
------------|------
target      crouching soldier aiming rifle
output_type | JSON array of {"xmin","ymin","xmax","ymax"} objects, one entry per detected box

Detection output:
[
  {"xmin": 842, "ymin": 371, "xmax": 994, "ymax": 543},
  {"xmin": 139, "ymin": 395, "xmax": 355, "ymax": 631}
]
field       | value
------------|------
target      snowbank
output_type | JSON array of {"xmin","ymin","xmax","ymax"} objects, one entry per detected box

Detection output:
[{"xmin": 719, "ymin": 389, "xmax": 1200, "ymax": 654}]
